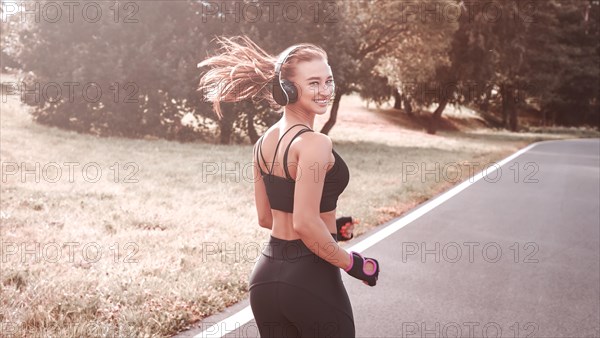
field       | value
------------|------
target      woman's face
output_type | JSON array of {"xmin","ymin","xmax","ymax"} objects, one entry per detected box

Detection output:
[{"xmin": 288, "ymin": 58, "xmax": 335, "ymax": 115}]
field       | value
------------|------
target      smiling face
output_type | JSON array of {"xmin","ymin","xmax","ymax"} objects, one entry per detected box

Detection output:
[{"xmin": 287, "ymin": 58, "xmax": 335, "ymax": 115}]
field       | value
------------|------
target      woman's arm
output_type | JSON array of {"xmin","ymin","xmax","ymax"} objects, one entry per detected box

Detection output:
[
  {"xmin": 292, "ymin": 133, "xmax": 351, "ymax": 270},
  {"xmin": 252, "ymin": 143, "xmax": 273, "ymax": 229}
]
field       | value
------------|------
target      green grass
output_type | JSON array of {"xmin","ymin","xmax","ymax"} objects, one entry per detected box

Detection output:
[{"xmin": 1, "ymin": 77, "xmax": 598, "ymax": 336}]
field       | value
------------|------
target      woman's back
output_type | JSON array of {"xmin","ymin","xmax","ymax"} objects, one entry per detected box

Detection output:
[{"xmin": 254, "ymin": 122, "xmax": 349, "ymax": 239}]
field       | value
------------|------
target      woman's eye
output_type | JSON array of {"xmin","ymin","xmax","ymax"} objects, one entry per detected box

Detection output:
[{"xmin": 310, "ymin": 80, "xmax": 334, "ymax": 86}]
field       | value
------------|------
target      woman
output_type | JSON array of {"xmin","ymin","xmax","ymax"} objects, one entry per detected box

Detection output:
[{"xmin": 198, "ymin": 35, "xmax": 380, "ymax": 337}]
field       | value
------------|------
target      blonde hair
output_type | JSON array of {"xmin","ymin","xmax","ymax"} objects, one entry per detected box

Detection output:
[{"xmin": 197, "ymin": 35, "xmax": 328, "ymax": 120}]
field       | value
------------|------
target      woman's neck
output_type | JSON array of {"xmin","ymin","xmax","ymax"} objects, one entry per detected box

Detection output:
[{"xmin": 281, "ymin": 111, "xmax": 315, "ymax": 130}]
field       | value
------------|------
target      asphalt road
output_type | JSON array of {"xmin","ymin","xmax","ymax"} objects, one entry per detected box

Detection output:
[{"xmin": 176, "ymin": 138, "xmax": 600, "ymax": 338}]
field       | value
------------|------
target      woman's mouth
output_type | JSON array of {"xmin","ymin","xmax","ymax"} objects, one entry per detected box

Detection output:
[{"xmin": 314, "ymin": 99, "xmax": 329, "ymax": 105}]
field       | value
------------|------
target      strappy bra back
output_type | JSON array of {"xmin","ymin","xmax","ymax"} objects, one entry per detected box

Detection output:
[{"xmin": 256, "ymin": 123, "xmax": 349, "ymax": 213}]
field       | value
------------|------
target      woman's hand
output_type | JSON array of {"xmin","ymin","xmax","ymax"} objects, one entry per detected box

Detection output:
[
  {"xmin": 336, "ymin": 216, "xmax": 359, "ymax": 241},
  {"xmin": 340, "ymin": 221, "xmax": 354, "ymax": 239},
  {"xmin": 362, "ymin": 260, "xmax": 378, "ymax": 285},
  {"xmin": 344, "ymin": 251, "xmax": 380, "ymax": 286}
]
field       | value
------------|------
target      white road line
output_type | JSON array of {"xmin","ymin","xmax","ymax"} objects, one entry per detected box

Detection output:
[
  {"xmin": 194, "ymin": 141, "xmax": 540, "ymax": 338},
  {"xmin": 351, "ymin": 141, "xmax": 539, "ymax": 252},
  {"xmin": 194, "ymin": 306, "xmax": 254, "ymax": 338}
]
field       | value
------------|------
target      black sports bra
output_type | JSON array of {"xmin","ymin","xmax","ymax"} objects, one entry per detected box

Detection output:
[{"xmin": 255, "ymin": 124, "xmax": 349, "ymax": 213}]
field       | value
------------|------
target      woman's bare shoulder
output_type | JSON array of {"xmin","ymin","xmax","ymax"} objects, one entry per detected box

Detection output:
[{"xmin": 296, "ymin": 130, "xmax": 332, "ymax": 152}]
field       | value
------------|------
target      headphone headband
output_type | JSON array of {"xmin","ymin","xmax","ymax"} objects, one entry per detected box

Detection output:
[
  {"xmin": 274, "ymin": 45, "xmax": 302, "ymax": 78},
  {"xmin": 272, "ymin": 45, "xmax": 303, "ymax": 106}
]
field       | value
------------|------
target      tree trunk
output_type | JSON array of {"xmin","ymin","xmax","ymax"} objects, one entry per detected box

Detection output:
[
  {"xmin": 402, "ymin": 94, "xmax": 413, "ymax": 116},
  {"xmin": 509, "ymin": 107, "xmax": 518, "ymax": 131},
  {"xmin": 501, "ymin": 83, "xmax": 518, "ymax": 131},
  {"xmin": 542, "ymin": 109, "xmax": 547, "ymax": 127},
  {"xmin": 147, "ymin": 90, "xmax": 165, "ymax": 138},
  {"xmin": 219, "ymin": 120, "xmax": 231, "ymax": 144},
  {"xmin": 219, "ymin": 103, "xmax": 234, "ymax": 144},
  {"xmin": 508, "ymin": 88, "xmax": 518, "ymax": 131},
  {"xmin": 247, "ymin": 109, "xmax": 258, "ymax": 143},
  {"xmin": 320, "ymin": 90, "xmax": 344, "ymax": 135},
  {"xmin": 393, "ymin": 88, "xmax": 402, "ymax": 110},
  {"xmin": 427, "ymin": 98, "xmax": 448, "ymax": 134},
  {"xmin": 501, "ymin": 83, "xmax": 509, "ymax": 128},
  {"xmin": 480, "ymin": 87, "xmax": 491, "ymax": 114}
]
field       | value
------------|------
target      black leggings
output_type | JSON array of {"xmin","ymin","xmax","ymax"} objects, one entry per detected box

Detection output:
[{"xmin": 249, "ymin": 233, "xmax": 355, "ymax": 337}]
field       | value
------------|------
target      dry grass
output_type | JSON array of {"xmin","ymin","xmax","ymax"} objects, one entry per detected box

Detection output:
[{"xmin": 1, "ymin": 72, "xmax": 597, "ymax": 337}]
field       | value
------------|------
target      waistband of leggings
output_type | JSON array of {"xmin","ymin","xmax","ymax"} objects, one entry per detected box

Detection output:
[{"xmin": 262, "ymin": 233, "xmax": 338, "ymax": 260}]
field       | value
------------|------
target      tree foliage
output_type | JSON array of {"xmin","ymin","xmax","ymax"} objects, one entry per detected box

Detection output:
[
  {"xmin": 14, "ymin": 1, "xmax": 212, "ymax": 140},
  {"xmin": 6, "ymin": 0, "xmax": 599, "ymax": 144}
]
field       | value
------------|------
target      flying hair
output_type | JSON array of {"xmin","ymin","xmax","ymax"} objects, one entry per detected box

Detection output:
[{"xmin": 197, "ymin": 35, "xmax": 328, "ymax": 120}]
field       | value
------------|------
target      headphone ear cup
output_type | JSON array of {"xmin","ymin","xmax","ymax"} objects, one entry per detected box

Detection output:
[
  {"xmin": 281, "ymin": 80, "xmax": 298, "ymax": 104},
  {"xmin": 272, "ymin": 76, "xmax": 287, "ymax": 106}
]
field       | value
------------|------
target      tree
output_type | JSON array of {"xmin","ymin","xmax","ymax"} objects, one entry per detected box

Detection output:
[
  {"xmin": 1, "ymin": 0, "xmax": 24, "ymax": 71},
  {"xmin": 319, "ymin": 0, "xmax": 458, "ymax": 134},
  {"xmin": 444, "ymin": 0, "xmax": 530, "ymax": 131},
  {"xmin": 340, "ymin": 0, "xmax": 458, "ymax": 134},
  {"xmin": 443, "ymin": 0, "xmax": 599, "ymax": 131},
  {"xmin": 13, "ymin": 1, "xmax": 214, "ymax": 140},
  {"xmin": 539, "ymin": 0, "xmax": 599, "ymax": 127},
  {"xmin": 373, "ymin": 0, "xmax": 458, "ymax": 133}
]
